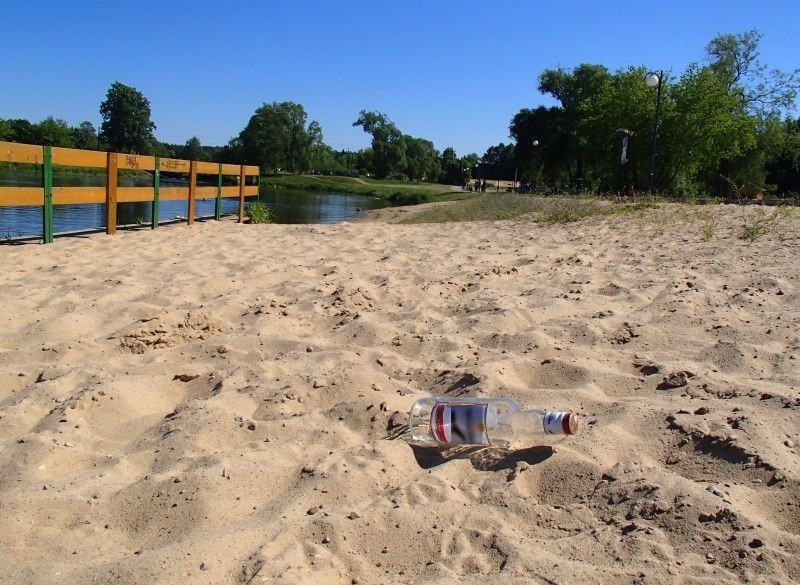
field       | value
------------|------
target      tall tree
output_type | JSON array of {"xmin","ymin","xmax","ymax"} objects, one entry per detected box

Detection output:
[
  {"xmin": 662, "ymin": 64, "xmax": 757, "ymax": 193},
  {"xmin": 353, "ymin": 111, "xmax": 406, "ymax": 179},
  {"xmin": 99, "ymin": 82, "xmax": 157, "ymax": 153},
  {"xmin": 439, "ymin": 147, "xmax": 464, "ymax": 184},
  {"xmin": 537, "ymin": 64, "xmax": 612, "ymax": 186},
  {"xmin": 71, "ymin": 121, "xmax": 98, "ymax": 150},
  {"xmin": 239, "ymin": 102, "xmax": 320, "ymax": 172},
  {"xmin": 706, "ymin": 29, "xmax": 800, "ymax": 115},
  {"xmin": 510, "ymin": 106, "xmax": 567, "ymax": 186},
  {"xmin": 404, "ymin": 136, "xmax": 440, "ymax": 181},
  {"xmin": 183, "ymin": 136, "xmax": 204, "ymax": 161}
]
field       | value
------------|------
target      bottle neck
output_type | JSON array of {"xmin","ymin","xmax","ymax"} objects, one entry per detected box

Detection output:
[{"xmin": 523, "ymin": 409, "xmax": 578, "ymax": 435}]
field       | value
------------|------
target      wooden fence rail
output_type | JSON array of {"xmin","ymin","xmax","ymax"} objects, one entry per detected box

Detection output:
[{"xmin": 0, "ymin": 141, "xmax": 260, "ymax": 243}]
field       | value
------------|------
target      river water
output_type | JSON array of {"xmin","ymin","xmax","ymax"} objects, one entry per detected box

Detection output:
[{"xmin": 0, "ymin": 173, "xmax": 390, "ymax": 238}]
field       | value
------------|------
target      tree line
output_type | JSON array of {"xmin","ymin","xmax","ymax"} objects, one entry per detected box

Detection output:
[
  {"xmin": 2, "ymin": 30, "xmax": 798, "ymax": 196},
  {"xmin": 507, "ymin": 30, "xmax": 800, "ymax": 197}
]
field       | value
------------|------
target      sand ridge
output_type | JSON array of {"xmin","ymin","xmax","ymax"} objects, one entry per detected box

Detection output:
[{"xmin": 0, "ymin": 203, "xmax": 798, "ymax": 584}]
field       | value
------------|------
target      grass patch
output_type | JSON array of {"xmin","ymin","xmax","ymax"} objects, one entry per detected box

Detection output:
[
  {"xmin": 260, "ymin": 173, "xmax": 457, "ymax": 203},
  {"xmin": 701, "ymin": 220, "xmax": 716, "ymax": 241},
  {"xmin": 399, "ymin": 194, "xmax": 657, "ymax": 225},
  {"xmin": 739, "ymin": 223, "xmax": 769, "ymax": 241}
]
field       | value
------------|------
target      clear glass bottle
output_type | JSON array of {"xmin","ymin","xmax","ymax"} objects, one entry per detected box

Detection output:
[{"xmin": 407, "ymin": 396, "xmax": 578, "ymax": 448}]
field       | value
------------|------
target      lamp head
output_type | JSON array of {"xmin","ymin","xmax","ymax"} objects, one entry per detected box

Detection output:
[{"xmin": 645, "ymin": 72, "xmax": 661, "ymax": 88}]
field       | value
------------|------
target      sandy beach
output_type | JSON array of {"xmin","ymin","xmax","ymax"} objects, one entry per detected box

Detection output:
[{"xmin": 0, "ymin": 202, "xmax": 798, "ymax": 584}]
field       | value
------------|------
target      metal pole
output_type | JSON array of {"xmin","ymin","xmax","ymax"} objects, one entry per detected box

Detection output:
[
  {"xmin": 647, "ymin": 70, "xmax": 663, "ymax": 193},
  {"xmin": 42, "ymin": 145, "xmax": 53, "ymax": 244},
  {"xmin": 152, "ymin": 156, "xmax": 160, "ymax": 229}
]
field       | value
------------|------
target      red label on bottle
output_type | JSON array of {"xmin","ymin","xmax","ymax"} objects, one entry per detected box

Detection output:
[{"xmin": 430, "ymin": 402, "xmax": 489, "ymax": 446}]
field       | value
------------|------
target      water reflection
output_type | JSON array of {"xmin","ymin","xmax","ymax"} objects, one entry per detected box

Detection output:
[
  {"xmin": 259, "ymin": 189, "xmax": 389, "ymax": 224},
  {"xmin": 0, "ymin": 176, "xmax": 390, "ymax": 238}
]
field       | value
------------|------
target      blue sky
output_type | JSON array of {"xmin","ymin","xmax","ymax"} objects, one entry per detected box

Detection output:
[{"xmin": 2, "ymin": 1, "xmax": 798, "ymax": 157}]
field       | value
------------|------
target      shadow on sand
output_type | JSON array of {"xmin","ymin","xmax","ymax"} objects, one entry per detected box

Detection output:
[{"xmin": 410, "ymin": 444, "xmax": 554, "ymax": 471}]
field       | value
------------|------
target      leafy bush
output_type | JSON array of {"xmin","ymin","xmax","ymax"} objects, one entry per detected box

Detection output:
[
  {"xmin": 388, "ymin": 191, "xmax": 432, "ymax": 205},
  {"xmin": 246, "ymin": 201, "xmax": 273, "ymax": 224}
]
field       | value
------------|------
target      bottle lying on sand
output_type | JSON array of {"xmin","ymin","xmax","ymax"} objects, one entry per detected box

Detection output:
[{"xmin": 407, "ymin": 396, "xmax": 578, "ymax": 448}]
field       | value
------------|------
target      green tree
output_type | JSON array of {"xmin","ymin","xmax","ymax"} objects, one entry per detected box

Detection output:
[
  {"xmin": 580, "ymin": 67, "xmax": 668, "ymax": 191},
  {"xmin": 707, "ymin": 29, "xmax": 800, "ymax": 115},
  {"xmin": 71, "ymin": 121, "xmax": 98, "ymax": 150},
  {"xmin": 219, "ymin": 137, "xmax": 244, "ymax": 164},
  {"xmin": 538, "ymin": 64, "xmax": 612, "ymax": 187},
  {"xmin": 766, "ymin": 116, "xmax": 800, "ymax": 194},
  {"xmin": 353, "ymin": 110, "xmax": 406, "ymax": 179},
  {"xmin": 302, "ymin": 120, "xmax": 324, "ymax": 171},
  {"xmin": 439, "ymin": 147, "xmax": 464, "ymax": 184},
  {"xmin": 183, "ymin": 136, "xmax": 204, "ymax": 161},
  {"xmin": 239, "ymin": 102, "xmax": 320, "ymax": 172},
  {"xmin": 404, "ymin": 136, "xmax": 440, "ymax": 181},
  {"xmin": 4, "ymin": 119, "xmax": 37, "ymax": 144},
  {"xmin": 308, "ymin": 143, "xmax": 337, "ymax": 172},
  {"xmin": 478, "ymin": 143, "xmax": 516, "ymax": 182},
  {"xmin": 99, "ymin": 82, "xmax": 157, "ymax": 153},
  {"xmin": 659, "ymin": 64, "xmax": 756, "ymax": 193},
  {"xmin": 510, "ymin": 106, "xmax": 567, "ymax": 187},
  {"xmin": 35, "ymin": 116, "xmax": 74, "ymax": 147}
]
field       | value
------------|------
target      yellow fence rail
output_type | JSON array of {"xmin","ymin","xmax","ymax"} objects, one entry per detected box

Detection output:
[{"xmin": 0, "ymin": 141, "xmax": 260, "ymax": 243}]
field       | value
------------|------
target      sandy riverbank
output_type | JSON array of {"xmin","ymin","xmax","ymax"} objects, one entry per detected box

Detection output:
[{"xmin": 0, "ymin": 203, "xmax": 798, "ymax": 584}]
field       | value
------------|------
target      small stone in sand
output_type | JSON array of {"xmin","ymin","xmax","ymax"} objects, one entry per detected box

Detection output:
[
  {"xmin": 173, "ymin": 374, "xmax": 200, "ymax": 383},
  {"xmin": 603, "ymin": 463, "xmax": 623, "ymax": 481},
  {"xmin": 658, "ymin": 371, "xmax": 693, "ymax": 390}
]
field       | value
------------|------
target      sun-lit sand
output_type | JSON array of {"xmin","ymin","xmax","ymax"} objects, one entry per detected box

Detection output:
[{"xmin": 0, "ymin": 202, "xmax": 798, "ymax": 584}]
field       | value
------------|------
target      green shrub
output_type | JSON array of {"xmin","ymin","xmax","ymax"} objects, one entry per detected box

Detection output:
[
  {"xmin": 701, "ymin": 220, "xmax": 716, "ymax": 241},
  {"xmin": 388, "ymin": 191, "xmax": 432, "ymax": 205},
  {"xmin": 246, "ymin": 201, "xmax": 273, "ymax": 224}
]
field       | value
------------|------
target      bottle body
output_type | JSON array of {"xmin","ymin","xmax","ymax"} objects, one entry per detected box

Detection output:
[{"xmin": 408, "ymin": 396, "xmax": 578, "ymax": 448}]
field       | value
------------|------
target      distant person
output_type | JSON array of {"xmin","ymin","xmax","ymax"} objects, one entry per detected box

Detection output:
[{"xmin": 481, "ymin": 179, "xmax": 487, "ymax": 193}]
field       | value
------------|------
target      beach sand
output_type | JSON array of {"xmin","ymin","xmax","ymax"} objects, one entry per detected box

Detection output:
[{"xmin": 0, "ymin": 202, "xmax": 798, "ymax": 584}]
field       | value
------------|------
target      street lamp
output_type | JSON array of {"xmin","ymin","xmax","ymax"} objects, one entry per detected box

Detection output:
[{"xmin": 645, "ymin": 70, "xmax": 664, "ymax": 193}]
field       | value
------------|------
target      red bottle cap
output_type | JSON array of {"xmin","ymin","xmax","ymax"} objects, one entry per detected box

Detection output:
[{"xmin": 563, "ymin": 412, "xmax": 579, "ymax": 435}]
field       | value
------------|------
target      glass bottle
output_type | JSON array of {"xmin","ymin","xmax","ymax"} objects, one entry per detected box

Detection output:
[{"xmin": 407, "ymin": 396, "xmax": 578, "ymax": 448}]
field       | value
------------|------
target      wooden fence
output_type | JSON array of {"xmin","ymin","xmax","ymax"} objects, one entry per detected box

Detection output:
[{"xmin": 0, "ymin": 141, "xmax": 260, "ymax": 243}]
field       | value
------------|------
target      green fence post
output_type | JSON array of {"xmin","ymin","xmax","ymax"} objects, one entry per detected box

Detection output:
[
  {"xmin": 215, "ymin": 163, "xmax": 222, "ymax": 220},
  {"xmin": 152, "ymin": 156, "xmax": 160, "ymax": 229},
  {"xmin": 42, "ymin": 145, "xmax": 53, "ymax": 244}
]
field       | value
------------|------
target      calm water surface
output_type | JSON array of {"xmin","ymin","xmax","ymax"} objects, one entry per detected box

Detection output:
[{"xmin": 0, "ymin": 173, "xmax": 389, "ymax": 238}]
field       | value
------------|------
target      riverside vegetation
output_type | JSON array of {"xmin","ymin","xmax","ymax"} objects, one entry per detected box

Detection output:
[
  {"xmin": 391, "ymin": 192, "xmax": 800, "ymax": 245},
  {"xmin": 260, "ymin": 173, "xmax": 462, "ymax": 205}
]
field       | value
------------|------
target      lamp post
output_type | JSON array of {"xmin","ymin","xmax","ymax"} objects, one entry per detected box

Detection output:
[
  {"xmin": 645, "ymin": 71, "xmax": 663, "ymax": 193},
  {"xmin": 530, "ymin": 140, "xmax": 539, "ymax": 194}
]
